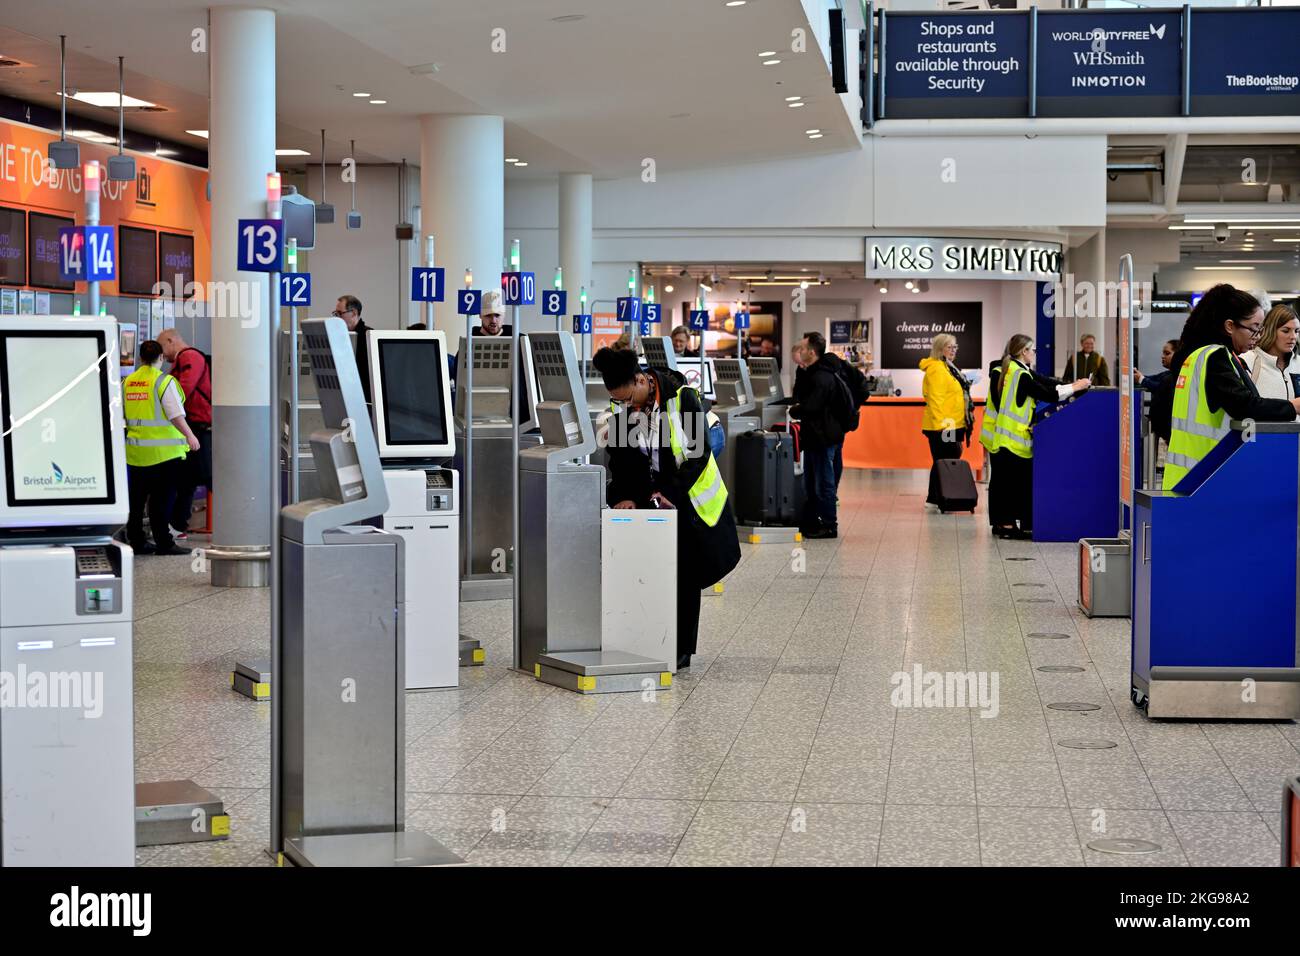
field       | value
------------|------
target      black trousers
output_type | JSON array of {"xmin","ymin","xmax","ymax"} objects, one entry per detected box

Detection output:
[
  {"xmin": 678, "ymin": 577, "xmax": 702, "ymax": 660},
  {"xmin": 170, "ymin": 425, "xmax": 212, "ymax": 533},
  {"xmin": 128, "ymin": 458, "xmax": 184, "ymax": 551},
  {"xmin": 924, "ymin": 428, "xmax": 966, "ymax": 504},
  {"xmin": 987, "ymin": 448, "xmax": 1033, "ymax": 530}
]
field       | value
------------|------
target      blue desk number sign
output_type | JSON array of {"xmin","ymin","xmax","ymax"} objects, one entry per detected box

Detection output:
[
  {"xmin": 58, "ymin": 226, "xmax": 86, "ymax": 282},
  {"xmin": 689, "ymin": 310, "xmax": 710, "ymax": 331},
  {"xmin": 616, "ymin": 297, "xmax": 641, "ymax": 323},
  {"xmin": 280, "ymin": 273, "xmax": 312, "ymax": 307},
  {"xmin": 411, "ymin": 267, "xmax": 445, "ymax": 302},
  {"xmin": 644, "ymin": 303, "xmax": 661, "ymax": 324},
  {"xmin": 501, "ymin": 272, "xmax": 536, "ymax": 306},
  {"xmin": 638, "ymin": 320, "xmax": 653, "ymax": 336},
  {"xmin": 542, "ymin": 290, "xmax": 567, "ymax": 316},
  {"xmin": 458, "ymin": 289, "xmax": 482, "ymax": 315},
  {"xmin": 237, "ymin": 219, "xmax": 284, "ymax": 273},
  {"xmin": 735, "ymin": 311, "xmax": 751, "ymax": 330},
  {"xmin": 573, "ymin": 314, "xmax": 594, "ymax": 335}
]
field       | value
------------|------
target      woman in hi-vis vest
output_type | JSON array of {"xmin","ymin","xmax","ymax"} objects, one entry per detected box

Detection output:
[
  {"xmin": 595, "ymin": 347, "xmax": 741, "ymax": 671},
  {"xmin": 1162, "ymin": 286, "xmax": 1300, "ymax": 492},
  {"xmin": 986, "ymin": 334, "xmax": 1091, "ymax": 539}
]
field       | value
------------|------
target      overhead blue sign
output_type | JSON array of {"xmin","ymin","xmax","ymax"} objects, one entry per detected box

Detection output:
[
  {"xmin": 882, "ymin": 12, "xmax": 1030, "ymax": 118},
  {"xmin": 688, "ymin": 310, "xmax": 710, "ymax": 331},
  {"xmin": 541, "ymin": 289, "xmax": 567, "ymax": 316},
  {"xmin": 411, "ymin": 267, "xmax": 445, "ymax": 302},
  {"xmin": 457, "ymin": 289, "xmax": 482, "ymax": 315},
  {"xmin": 573, "ymin": 314, "xmax": 593, "ymax": 335},
  {"xmin": 280, "ymin": 273, "xmax": 311, "ymax": 306},
  {"xmin": 1036, "ymin": 11, "xmax": 1182, "ymax": 117},
  {"xmin": 1190, "ymin": 10, "xmax": 1300, "ymax": 117}
]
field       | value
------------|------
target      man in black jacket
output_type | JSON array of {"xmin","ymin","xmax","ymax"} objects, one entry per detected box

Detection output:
[
  {"xmin": 334, "ymin": 294, "xmax": 372, "ymax": 403},
  {"xmin": 793, "ymin": 332, "xmax": 850, "ymax": 538}
]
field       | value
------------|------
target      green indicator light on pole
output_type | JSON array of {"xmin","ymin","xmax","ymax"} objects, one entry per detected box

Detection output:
[
  {"xmin": 646, "ymin": 285, "xmax": 655, "ymax": 305},
  {"xmin": 627, "ymin": 269, "xmax": 635, "ymax": 294},
  {"xmin": 510, "ymin": 239, "xmax": 521, "ymax": 271},
  {"xmin": 73, "ymin": 300, "xmax": 81, "ymax": 316},
  {"xmin": 287, "ymin": 237, "xmax": 298, "ymax": 269},
  {"xmin": 580, "ymin": 286, "xmax": 587, "ymax": 309},
  {"xmin": 554, "ymin": 266, "xmax": 563, "ymax": 290}
]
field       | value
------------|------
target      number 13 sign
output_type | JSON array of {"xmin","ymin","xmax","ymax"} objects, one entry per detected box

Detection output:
[{"xmin": 237, "ymin": 219, "xmax": 284, "ymax": 272}]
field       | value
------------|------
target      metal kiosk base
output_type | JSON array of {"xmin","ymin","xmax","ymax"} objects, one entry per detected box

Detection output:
[
  {"xmin": 737, "ymin": 525, "xmax": 802, "ymax": 546},
  {"xmin": 461, "ymin": 573, "xmax": 512, "ymax": 602},
  {"xmin": 232, "ymin": 658, "xmax": 271, "ymax": 700},
  {"xmin": 136, "ymin": 780, "xmax": 230, "ymax": 846},
  {"xmin": 1132, "ymin": 667, "xmax": 1300, "ymax": 719},
  {"xmin": 459, "ymin": 636, "xmax": 485, "ymax": 666},
  {"xmin": 283, "ymin": 831, "xmax": 466, "ymax": 867},
  {"xmin": 536, "ymin": 650, "xmax": 672, "ymax": 695}
]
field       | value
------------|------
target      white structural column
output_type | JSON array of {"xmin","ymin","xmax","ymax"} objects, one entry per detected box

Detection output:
[
  {"xmin": 419, "ymin": 115, "xmax": 504, "ymax": 335},
  {"xmin": 559, "ymin": 172, "xmax": 593, "ymax": 319},
  {"xmin": 208, "ymin": 6, "xmax": 276, "ymax": 586}
]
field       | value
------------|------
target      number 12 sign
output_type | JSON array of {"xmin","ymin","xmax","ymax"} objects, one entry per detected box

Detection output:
[
  {"xmin": 237, "ymin": 219, "xmax": 284, "ymax": 272},
  {"xmin": 280, "ymin": 273, "xmax": 312, "ymax": 307}
]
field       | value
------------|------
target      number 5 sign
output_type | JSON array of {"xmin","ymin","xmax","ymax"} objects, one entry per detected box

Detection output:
[{"xmin": 237, "ymin": 219, "xmax": 284, "ymax": 272}]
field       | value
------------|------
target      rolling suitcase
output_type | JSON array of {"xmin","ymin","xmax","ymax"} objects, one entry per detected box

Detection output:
[
  {"xmin": 733, "ymin": 430, "xmax": 802, "ymax": 526},
  {"xmin": 930, "ymin": 458, "xmax": 978, "ymax": 513}
]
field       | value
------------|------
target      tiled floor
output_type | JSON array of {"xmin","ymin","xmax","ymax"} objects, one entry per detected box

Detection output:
[{"xmin": 132, "ymin": 469, "xmax": 1297, "ymax": 867}]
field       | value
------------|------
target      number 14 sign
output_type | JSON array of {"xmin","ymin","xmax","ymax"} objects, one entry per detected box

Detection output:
[{"xmin": 59, "ymin": 225, "xmax": 116, "ymax": 282}]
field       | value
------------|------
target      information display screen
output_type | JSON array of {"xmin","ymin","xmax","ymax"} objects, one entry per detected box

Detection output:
[
  {"xmin": 28, "ymin": 212, "xmax": 75, "ymax": 291},
  {"xmin": 0, "ymin": 206, "xmax": 26, "ymax": 286},
  {"xmin": 0, "ymin": 330, "xmax": 115, "ymax": 507},
  {"xmin": 879, "ymin": 301, "xmax": 983, "ymax": 370},
  {"xmin": 676, "ymin": 357, "xmax": 716, "ymax": 401},
  {"xmin": 118, "ymin": 225, "xmax": 158, "ymax": 296},
  {"xmin": 377, "ymin": 338, "xmax": 450, "ymax": 451},
  {"xmin": 157, "ymin": 231, "xmax": 195, "ymax": 298}
]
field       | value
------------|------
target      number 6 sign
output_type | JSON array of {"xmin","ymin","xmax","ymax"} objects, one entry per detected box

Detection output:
[{"xmin": 237, "ymin": 219, "xmax": 284, "ymax": 273}]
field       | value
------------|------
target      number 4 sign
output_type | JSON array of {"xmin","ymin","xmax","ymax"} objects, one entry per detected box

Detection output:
[{"xmin": 237, "ymin": 219, "xmax": 284, "ymax": 272}]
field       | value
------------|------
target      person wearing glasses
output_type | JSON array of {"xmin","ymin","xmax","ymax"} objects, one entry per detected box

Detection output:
[
  {"xmin": 332, "ymin": 294, "xmax": 372, "ymax": 403},
  {"xmin": 592, "ymin": 346, "xmax": 740, "ymax": 671},
  {"xmin": 1162, "ymin": 285, "xmax": 1300, "ymax": 492},
  {"xmin": 986, "ymin": 334, "xmax": 1091, "ymax": 539},
  {"xmin": 920, "ymin": 333, "xmax": 974, "ymax": 506},
  {"xmin": 1242, "ymin": 303, "xmax": 1300, "ymax": 401}
]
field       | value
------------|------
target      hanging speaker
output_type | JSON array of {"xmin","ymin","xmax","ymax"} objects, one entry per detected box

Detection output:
[
  {"xmin": 107, "ymin": 153, "xmax": 136, "ymax": 182},
  {"xmin": 315, "ymin": 202, "xmax": 336, "ymax": 224}
]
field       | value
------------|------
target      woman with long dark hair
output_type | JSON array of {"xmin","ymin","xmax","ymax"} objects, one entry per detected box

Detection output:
[
  {"xmin": 592, "ymin": 347, "xmax": 741, "ymax": 670},
  {"xmin": 986, "ymin": 334, "xmax": 1091, "ymax": 538},
  {"xmin": 1160, "ymin": 285, "xmax": 1300, "ymax": 491}
]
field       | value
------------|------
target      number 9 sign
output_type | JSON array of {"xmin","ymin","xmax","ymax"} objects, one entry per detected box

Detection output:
[{"xmin": 237, "ymin": 219, "xmax": 284, "ymax": 273}]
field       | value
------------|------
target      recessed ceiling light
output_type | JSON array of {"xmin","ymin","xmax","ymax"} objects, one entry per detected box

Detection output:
[
  {"xmin": 665, "ymin": 284, "xmax": 674, "ymax": 293},
  {"xmin": 505, "ymin": 158, "xmax": 519, "ymax": 164},
  {"xmin": 185, "ymin": 129, "xmax": 209, "ymax": 139},
  {"xmin": 805, "ymin": 129, "xmax": 821, "ymax": 135},
  {"xmin": 551, "ymin": 14, "xmax": 586, "ymax": 22},
  {"xmin": 1221, "ymin": 259, "xmax": 1283, "ymax": 264},
  {"xmin": 725, "ymin": 1, "xmax": 747, "ymax": 6},
  {"xmin": 1272, "ymin": 238, "xmax": 1300, "ymax": 243},
  {"xmin": 759, "ymin": 51, "xmax": 776, "ymax": 57},
  {"xmin": 275, "ymin": 148, "xmax": 311, "ymax": 157},
  {"xmin": 764, "ymin": 59, "xmax": 781, "ymax": 66},
  {"xmin": 352, "ymin": 92, "xmax": 371, "ymax": 97},
  {"xmin": 808, "ymin": 133, "xmax": 823, "ymax": 139},
  {"xmin": 788, "ymin": 101, "xmax": 805, "ymax": 108},
  {"xmin": 785, "ymin": 96, "xmax": 802, "ymax": 102},
  {"xmin": 1194, "ymin": 266, "xmax": 1254, "ymax": 271},
  {"xmin": 59, "ymin": 91, "xmax": 155, "ymax": 109},
  {"xmin": 514, "ymin": 162, "xmax": 528, "ymax": 167},
  {"xmin": 70, "ymin": 130, "xmax": 117, "ymax": 145},
  {"xmin": 369, "ymin": 99, "xmax": 387, "ymax": 105}
]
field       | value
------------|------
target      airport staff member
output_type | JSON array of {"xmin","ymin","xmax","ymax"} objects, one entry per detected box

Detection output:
[
  {"xmin": 333, "ymin": 294, "xmax": 372, "ymax": 402},
  {"xmin": 987, "ymin": 334, "xmax": 1091, "ymax": 539},
  {"xmin": 124, "ymin": 340, "xmax": 201, "ymax": 556},
  {"xmin": 1162, "ymin": 286, "xmax": 1300, "ymax": 492},
  {"xmin": 593, "ymin": 346, "xmax": 741, "ymax": 671},
  {"xmin": 157, "ymin": 328, "xmax": 211, "ymax": 538},
  {"xmin": 1061, "ymin": 333, "xmax": 1111, "ymax": 386},
  {"xmin": 1242, "ymin": 304, "xmax": 1300, "ymax": 401}
]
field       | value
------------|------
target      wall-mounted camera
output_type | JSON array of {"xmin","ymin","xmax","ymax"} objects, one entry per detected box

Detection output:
[{"xmin": 1214, "ymin": 222, "xmax": 1230, "ymax": 244}]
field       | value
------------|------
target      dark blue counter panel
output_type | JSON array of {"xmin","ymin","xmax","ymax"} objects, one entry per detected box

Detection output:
[{"xmin": 1032, "ymin": 387, "xmax": 1119, "ymax": 542}]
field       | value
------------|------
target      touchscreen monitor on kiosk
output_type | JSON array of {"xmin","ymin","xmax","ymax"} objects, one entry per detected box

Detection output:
[
  {"xmin": 0, "ymin": 316, "xmax": 127, "ymax": 533},
  {"xmin": 367, "ymin": 329, "xmax": 455, "ymax": 460}
]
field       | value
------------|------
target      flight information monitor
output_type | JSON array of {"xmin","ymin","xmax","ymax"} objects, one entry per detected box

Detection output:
[
  {"xmin": 118, "ymin": 225, "xmax": 158, "ymax": 296},
  {"xmin": 368, "ymin": 330, "xmax": 455, "ymax": 460},
  {"xmin": 0, "ymin": 318, "xmax": 126, "ymax": 531},
  {"xmin": 0, "ymin": 206, "xmax": 26, "ymax": 286},
  {"xmin": 28, "ymin": 212, "xmax": 75, "ymax": 291},
  {"xmin": 158, "ymin": 231, "xmax": 195, "ymax": 298}
]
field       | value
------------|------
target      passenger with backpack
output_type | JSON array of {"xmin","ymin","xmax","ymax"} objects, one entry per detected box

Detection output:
[
  {"xmin": 158, "ymin": 329, "xmax": 212, "ymax": 538},
  {"xmin": 818, "ymin": 339, "xmax": 870, "ymax": 492},
  {"xmin": 792, "ymin": 332, "xmax": 855, "ymax": 538}
]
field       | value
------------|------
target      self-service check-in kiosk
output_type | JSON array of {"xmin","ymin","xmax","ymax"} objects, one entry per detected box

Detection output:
[
  {"xmin": 641, "ymin": 336, "xmax": 677, "ymax": 379},
  {"xmin": 367, "ymin": 329, "xmax": 461, "ymax": 688},
  {"xmin": 281, "ymin": 328, "xmax": 356, "ymax": 503},
  {"xmin": 275, "ymin": 317, "xmax": 461, "ymax": 866},
  {"xmin": 0, "ymin": 316, "xmax": 134, "ymax": 866},
  {"xmin": 1132, "ymin": 421, "xmax": 1300, "ymax": 720},
  {"xmin": 710, "ymin": 357, "xmax": 760, "ymax": 504},
  {"xmin": 455, "ymin": 336, "xmax": 541, "ymax": 603},
  {"xmin": 746, "ymin": 357, "xmax": 788, "ymax": 429},
  {"xmin": 519, "ymin": 332, "xmax": 671, "ymax": 693}
]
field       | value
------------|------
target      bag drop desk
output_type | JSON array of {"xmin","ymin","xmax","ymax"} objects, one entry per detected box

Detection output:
[
  {"xmin": 1132, "ymin": 420, "xmax": 1300, "ymax": 719},
  {"xmin": 1031, "ymin": 386, "xmax": 1120, "ymax": 542}
]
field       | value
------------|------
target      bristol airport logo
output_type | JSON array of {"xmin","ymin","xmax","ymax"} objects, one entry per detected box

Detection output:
[
  {"xmin": 53, "ymin": 461, "xmax": 65, "ymax": 483},
  {"xmin": 22, "ymin": 461, "xmax": 96, "ymax": 491}
]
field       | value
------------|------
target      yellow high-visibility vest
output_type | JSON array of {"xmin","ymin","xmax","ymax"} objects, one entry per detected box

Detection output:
[
  {"xmin": 991, "ymin": 362, "xmax": 1034, "ymax": 458},
  {"xmin": 124, "ymin": 365, "xmax": 187, "ymax": 468},
  {"xmin": 1162, "ymin": 344, "xmax": 1231, "ymax": 491},
  {"xmin": 666, "ymin": 386, "xmax": 728, "ymax": 527},
  {"xmin": 979, "ymin": 370, "xmax": 1000, "ymax": 452}
]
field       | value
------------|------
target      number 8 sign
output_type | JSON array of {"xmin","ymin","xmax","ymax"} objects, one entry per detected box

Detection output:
[
  {"xmin": 237, "ymin": 219, "xmax": 284, "ymax": 273},
  {"xmin": 542, "ymin": 290, "xmax": 567, "ymax": 316}
]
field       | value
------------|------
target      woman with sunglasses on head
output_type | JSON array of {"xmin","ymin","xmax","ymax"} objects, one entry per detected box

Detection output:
[
  {"xmin": 592, "ymin": 346, "xmax": 741, "ymax": 670},
  {"xmin": 985, "ymin": 333, "xmax": 1091, "ymax": 539},
  {"xmin": 1161, "ymin": 285, "xmax": 1300, "ymax": 492}
]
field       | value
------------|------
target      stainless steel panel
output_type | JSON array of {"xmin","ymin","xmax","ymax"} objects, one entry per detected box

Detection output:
[
  {"xmin": 457, "ymin": 427, "xmax": 516, "ymax": 575},
  {"xmin": 135, "ymin": 780, "xmax": 227, "ymax": 846},
  {"xmin": 285, "ymin": 830, "xmax": 465, "ymax": 867},
  {"xmin": 1148, "ymin": 673, "xmax": 1300, "ymax": 719}
]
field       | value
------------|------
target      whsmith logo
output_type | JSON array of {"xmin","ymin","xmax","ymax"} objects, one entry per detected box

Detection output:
[
  {"xmin": 1226, "ymin": 74, "xmax": 1299, "ymax": 92},
  {"xmin": 22, "ymin": 461, "xmax": 96, "ymax": 490}
]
